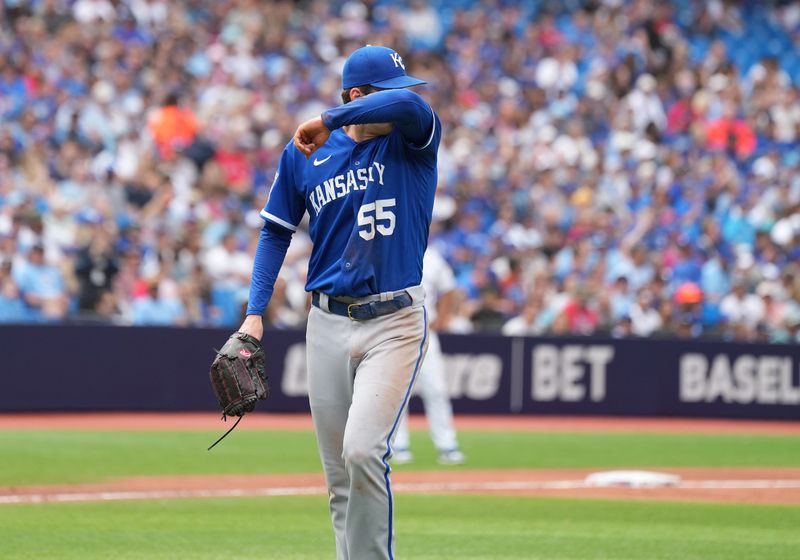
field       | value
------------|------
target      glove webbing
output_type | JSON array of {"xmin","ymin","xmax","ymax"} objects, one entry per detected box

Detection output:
[{"xmin": 207, "ymin": 414, "xmax": 244, "ymax": 451}]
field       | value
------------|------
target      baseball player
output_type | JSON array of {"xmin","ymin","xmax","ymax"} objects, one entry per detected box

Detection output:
[
  {"xmin": 392, "ymin": 246, "xmax": 465, "ymax": 465},
  {"xmin": 239, "ymin": 46, "xmax": 440, "ymax": 560}
]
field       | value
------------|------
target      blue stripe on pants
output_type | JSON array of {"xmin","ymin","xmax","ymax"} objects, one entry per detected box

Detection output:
[{"xmin": 380, "ymin": 306, "xmax": 427, "ymax": 560}]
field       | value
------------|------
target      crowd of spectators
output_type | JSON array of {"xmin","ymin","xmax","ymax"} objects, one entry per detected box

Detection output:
[{"xmin": 1, "ymin": 0, "xmax": 800, "ymax": 343}]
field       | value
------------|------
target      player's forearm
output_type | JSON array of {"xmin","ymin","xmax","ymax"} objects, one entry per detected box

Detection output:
[
  {"xmin": 321, "ymin": 89, "xmax": 433, "ymax": 145},
  {"xmin": 433, "ymin": 289, "xmax": 457, "ymax": 331},
  {"xmin": 245, "ymin": 222, "xmax": 293, "ymax": 316}
]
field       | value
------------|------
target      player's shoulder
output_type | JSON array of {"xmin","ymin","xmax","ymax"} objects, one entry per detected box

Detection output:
[
  {"xmin": 390, "ymin": 100, "xmax": 441, "ymax": 155},
  {"xmin": 279, "ymin": 139, "xmax": 300, "ymax": 163}
]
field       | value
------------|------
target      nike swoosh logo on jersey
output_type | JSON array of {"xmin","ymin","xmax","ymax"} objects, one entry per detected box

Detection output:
[{"xmin": 313, "ymin": 154, "xmax": 332, "ymax": 166}]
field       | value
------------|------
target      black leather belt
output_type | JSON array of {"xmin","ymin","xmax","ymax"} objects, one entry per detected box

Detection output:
[{"xmin": 311, "ymin": 292, "xmax": 413, "ymax": 321}]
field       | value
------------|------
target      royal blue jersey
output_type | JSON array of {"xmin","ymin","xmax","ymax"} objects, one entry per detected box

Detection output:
[{"xmin": 259, "ymin": 89, "xmax": 441, "ymax": 298}]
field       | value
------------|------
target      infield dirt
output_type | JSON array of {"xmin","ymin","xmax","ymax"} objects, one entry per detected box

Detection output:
[
  {"xmin": 2, "ymin": 412, "xmax": 799, "ymax": 435},
  {"xmin": 1, "ymin": 413, "xmax": 799, "ymax": 506}
]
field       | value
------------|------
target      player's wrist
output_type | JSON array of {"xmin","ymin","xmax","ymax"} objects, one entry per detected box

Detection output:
[{"xmin": 239, "ymin": 314, "xmax": 264, "ymax": 341}]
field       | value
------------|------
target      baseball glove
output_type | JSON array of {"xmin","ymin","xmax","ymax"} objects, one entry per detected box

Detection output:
[{"xmin": 207, "ymin": 332, "xmax": 269, "ymax": 450}]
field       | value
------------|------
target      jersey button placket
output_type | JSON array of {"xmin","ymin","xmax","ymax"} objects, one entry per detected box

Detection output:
[{"xmin": 351, "ymin": 142, "xmax": 364, "ymax": 168}]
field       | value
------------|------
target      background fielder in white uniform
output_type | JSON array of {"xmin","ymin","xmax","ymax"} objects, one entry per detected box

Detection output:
[{"xmin": 393, "ymin": 246, "xmax": 465, "ymax": 465}]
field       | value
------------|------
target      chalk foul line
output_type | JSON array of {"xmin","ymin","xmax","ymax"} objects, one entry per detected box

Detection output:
[{"xmin": 3, "ymin": 479, "xmax": 800, "ymax": 505}]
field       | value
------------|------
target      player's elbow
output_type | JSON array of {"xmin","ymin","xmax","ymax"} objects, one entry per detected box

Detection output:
[{"xmin": 385, "ymin": 89, "xmax": 434, "ymax": 143}]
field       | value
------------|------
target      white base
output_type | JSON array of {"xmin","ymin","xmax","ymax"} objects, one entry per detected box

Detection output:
[{"xmin": 584, "ymin": 470, "xmax": 681, "ymax": 488}]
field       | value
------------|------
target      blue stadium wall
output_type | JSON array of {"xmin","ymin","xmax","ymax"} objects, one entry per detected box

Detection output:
[{"xmin": 1, "ymin": 325, "xmax": 799, "ymax": 419}]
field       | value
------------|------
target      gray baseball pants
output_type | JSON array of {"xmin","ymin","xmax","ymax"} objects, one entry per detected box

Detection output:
[
  {"xmin": 393, "ymin": 331, "xmax": 459, "ymax": 453},
  {"xmin": 306, "ymin": 287, "xmax": 427, "ymax": 560}
]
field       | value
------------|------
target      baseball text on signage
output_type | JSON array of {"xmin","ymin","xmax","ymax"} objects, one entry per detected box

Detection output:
[
  {"xmin": 680, "ymin": 353, "xmax": 800, "ymax": 405},
  {"xmin": 531, "ymin": 344, "xmax": 615, "ymax": 402}
]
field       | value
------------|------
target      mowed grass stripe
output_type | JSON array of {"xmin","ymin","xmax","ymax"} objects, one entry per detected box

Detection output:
[
  {"xmin": 0, "ymin": 430, "xmax": 798, "ymax": 486},
  {"xmin": 1, "ymin": 495, "xmax": 799, "ymax": 560}
]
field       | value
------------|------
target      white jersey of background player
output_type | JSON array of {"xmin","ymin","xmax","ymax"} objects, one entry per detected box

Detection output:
[{"xmin": 392, "ymin": 246, "xmax": 465, "ymax": 465}]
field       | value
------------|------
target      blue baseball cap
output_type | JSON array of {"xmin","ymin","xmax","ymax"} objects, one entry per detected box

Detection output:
[{"xmin": 342, "ymin": 45, "xmax": 426, "ymax": 90}]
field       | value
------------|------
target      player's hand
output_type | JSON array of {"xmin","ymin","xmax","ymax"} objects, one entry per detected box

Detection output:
[
  {"xmin": 239, "ymin": 314, "xmax": 264, "ymax": 342},
  {"xmin": 293, "ymin": 116, "xmax": 331, "ymax": 158}
]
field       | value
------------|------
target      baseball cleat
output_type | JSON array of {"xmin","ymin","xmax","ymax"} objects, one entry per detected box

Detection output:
[
  {"xmin": 391, "ymin": 449, "xmax": 414, "ymax": 465},
  {"xmin": 437, "ymin": 449, "xmax": 466, "ymax": 465}
]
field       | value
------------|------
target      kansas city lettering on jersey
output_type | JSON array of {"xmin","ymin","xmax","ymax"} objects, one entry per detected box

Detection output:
[{"xmin": 309, "ymin": 161, "xmax": 386, "ymax": 215}]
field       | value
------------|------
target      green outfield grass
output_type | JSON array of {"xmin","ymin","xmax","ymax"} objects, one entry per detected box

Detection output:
[
  {"xmin": 1, "ymin": 428, "xmax": 799, "ymax": 559},
  {"xmin": 1, "ymin": 495, "xmax": 799, "ymax": 560},
  {"xmin": 0, "ymin": 430, "xmax": 798, "ymax": 486}
]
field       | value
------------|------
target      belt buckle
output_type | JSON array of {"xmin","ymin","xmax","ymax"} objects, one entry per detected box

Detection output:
[{"xmin": 347, "ymin": 303, "xmax": 359, "ymax": 321}]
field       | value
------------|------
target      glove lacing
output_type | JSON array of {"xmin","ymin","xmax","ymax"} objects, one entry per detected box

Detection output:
[{"xmin": 207, "ymin": 414, "xmax": 245, "ymax": 451}]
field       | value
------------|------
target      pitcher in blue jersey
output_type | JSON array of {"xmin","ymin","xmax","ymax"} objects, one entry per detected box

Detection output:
[{"xmin": 240, "ymin": 45, "xmax": 441, "ymax": 560}]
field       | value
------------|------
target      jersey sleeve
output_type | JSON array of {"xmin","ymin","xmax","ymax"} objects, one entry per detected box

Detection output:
[
  {"xmin": 261, "ymin": 143, "xmax": 305, "ymax": 231},
  {"xmin": 322, "ymin": 89, "xmax": 440, "ymax": 153},
  {"xmin": 246, "ymin": 221, "xmax": 293, "ymax": 316},
  {"xmin": 405, "ymin": 110, "xmax": 441, "ymax": 155}
]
